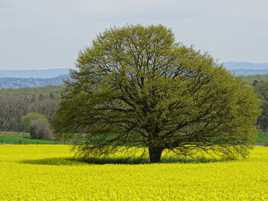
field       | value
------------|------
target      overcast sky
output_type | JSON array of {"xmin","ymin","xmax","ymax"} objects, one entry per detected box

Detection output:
[{"xmin": 1, "ymin": 0, "xmax": 268, "ymax": 70}]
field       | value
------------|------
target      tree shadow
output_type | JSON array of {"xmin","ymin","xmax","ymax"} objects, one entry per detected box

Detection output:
[
  {"xmin": 20, "ymin": 156, "xmax": 234, "ymax": 166},
  {"xmin": 20, "ymin": 157, "xmax": 87, "ymax": 166}
]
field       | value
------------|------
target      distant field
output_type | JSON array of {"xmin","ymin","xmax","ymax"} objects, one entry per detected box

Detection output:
[
  {"xmin": 0, "ymin": 132, "xmax": 57, "ymax": 144},
  {"xmin": 0, "ymin": 145, "xmax": 268, "ymax": 200}
]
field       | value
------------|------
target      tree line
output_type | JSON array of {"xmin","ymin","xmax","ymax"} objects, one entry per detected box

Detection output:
[{"xmin": 0, "ymin": 86, "xmax": 61, "ymax": 131}]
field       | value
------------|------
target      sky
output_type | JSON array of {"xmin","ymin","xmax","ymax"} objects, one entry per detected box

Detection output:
[{"xmin": 1, "ymin": 0, "xmax": 268, "ymax": 70}]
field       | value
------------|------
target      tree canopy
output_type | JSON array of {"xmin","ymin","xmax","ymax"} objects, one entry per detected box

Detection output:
[{"xmin": 54, "ymin": 25, "xmax": 260, "ymax": 162}]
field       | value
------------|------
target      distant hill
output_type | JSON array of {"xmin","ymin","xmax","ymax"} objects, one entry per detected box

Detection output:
[
  {"xmin": 224, "ymin": 62, "xmax": 268, "ymax": 75},
  {"xmin": 0, "ymin": 68, "xmax": 70, "ymax": 88},
  {"xmin": 0, "ymin": 68, "xmax": 70, "ymax": 79},
  {"xmin": 0, "ymin": 75, "xmax": 69, "ymax": 89}
]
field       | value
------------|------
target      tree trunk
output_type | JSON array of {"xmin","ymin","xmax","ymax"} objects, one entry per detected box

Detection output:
[{"xmin": 148, "ymin": 146, "xmax": 163, "ymax": 163}]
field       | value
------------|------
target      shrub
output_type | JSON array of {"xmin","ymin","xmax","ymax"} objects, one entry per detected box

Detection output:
[{"xmin": 21, "ymin": 112, "xmax": 53, "ymax": 139}]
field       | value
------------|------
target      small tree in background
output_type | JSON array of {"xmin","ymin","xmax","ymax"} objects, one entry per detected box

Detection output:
[
  {"xmin": 21, "ymin": 112, "xmax": 53, "ymax": 139},
  {"xmin": 54, "ymin": 25, "xmax": 260, "ymax": 162}
]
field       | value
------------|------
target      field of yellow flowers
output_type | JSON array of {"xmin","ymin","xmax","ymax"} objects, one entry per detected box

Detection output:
[{"xmin": 0, "ymin": 145, "xmax": 268, "ymax": 201}]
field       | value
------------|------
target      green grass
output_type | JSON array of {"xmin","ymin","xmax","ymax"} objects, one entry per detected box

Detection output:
[
  {"xmin": 0, "ymin": 132, "xmax": 57, "ymax": 144},
  {"xmin": 1, "ymin": 131, "xmax": 268, "ymax": 145},
  {"xmin": 256, "ymin": 131, "xmax": 268, "ymax": 145}
]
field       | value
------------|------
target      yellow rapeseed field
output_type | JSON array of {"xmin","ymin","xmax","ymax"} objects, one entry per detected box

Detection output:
[{"xmin": 0, "ymin": 145, "xmax": 268, "ymax": 201}]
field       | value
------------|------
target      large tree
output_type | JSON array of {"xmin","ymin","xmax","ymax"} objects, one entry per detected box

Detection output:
[{"xmin": 54, "ymin": 25, "xmax": 260, "ymax": 162}]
